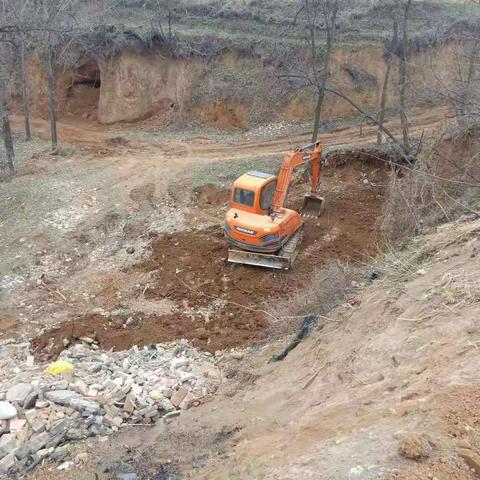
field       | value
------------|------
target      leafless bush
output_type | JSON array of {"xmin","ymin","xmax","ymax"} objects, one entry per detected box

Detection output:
[
  {"xmin": 380, "ymin": 131, "xmax": 480, "ymax": 244},
  {"xmin": 264, "ymin": 262, "xmax": 361, "ymax": 338}
]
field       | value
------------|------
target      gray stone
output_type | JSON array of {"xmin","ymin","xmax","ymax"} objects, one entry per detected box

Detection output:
[
  {"xmin": 15, "ymin": 446, "xmax": 31, "ymax": 460},
  {"xmin": 44, "ymin": 390, "xmax": 77, "ymax": 406},
  {"xmin": 28, "ymin": 432, "xmax": 50, "ymax": 454},
  {"xmin": 50, "ymin": 444, "xmax": 69, "ymax": 461},
  {"xmin": 23, "ymin": 390, "xmax": 39, "ymax": 409},
  {"xmin": 6, "ymin": 383, "xmax": 33, "ymax": 406},
  {"xmin": 115, "ymin": 473, "xmax": 138, "ymax": 480},
  {"xmin": 0, "ymin": 434, "xmax": 17, "ymax": 459},
  {"xmin": 104, "ymin": 415, "xmax": 123, "ymax": 428},
  {"xmin": 0, "ymin": 401, "xmax": 17, "ymax": 420},
  {"xmin": 32, "ymin": 448, "xmax": 51, "ymax": 462},
  {"xmin": 66, "ymin": 425, "xmax": 90, "ymax": 441},
  {"xmin": 69, "ymin": 397, "xmax": 100, "ymax": 414},
  {"xmin": 163, "ymin": 410, "xmax": 181, "ymax": 421},
  {"xmin": 49, "ymin": 419, "xmax": 69, "ymax": 437},
  {"xmin": 158, "ymin": 398, "xmax": 175, "ymax": 413},
  {"xmin": 0, "ymin": 452, "xmax": 15, "ymax": 473}
]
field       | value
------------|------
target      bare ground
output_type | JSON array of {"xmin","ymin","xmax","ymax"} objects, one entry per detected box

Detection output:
[
  {"xmin": 26, "ymin": 217, "xmax": 480, "ymax": 480},
  {"xmin": 3, "ymin": 106, "xmax": 472, "ymax": 479}
]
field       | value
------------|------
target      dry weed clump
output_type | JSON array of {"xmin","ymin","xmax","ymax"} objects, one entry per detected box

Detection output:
[
  {"xmin": 380, "ymin": 132, "xmax": 480, "ymax": 245},
  {"xmin": 265, "ymin": 262, "xmax": 361, "ymax": 339}
]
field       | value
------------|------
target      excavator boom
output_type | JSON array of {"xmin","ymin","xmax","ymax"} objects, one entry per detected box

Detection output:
[{"xmin": 271, "ymin": 142, "xmax": 323, "ymax": 213}]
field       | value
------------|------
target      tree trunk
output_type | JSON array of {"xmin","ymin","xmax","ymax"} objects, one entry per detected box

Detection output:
[
  {"xmin": 46, "ymin": 46, "xmax": 58, "ymax": 151},
  {"xmin": 0, "ymin": 79, "xmax": 15, "ymax": 176},
  {"xmin": 377, "ymin": 62, "xmax": 392, "ymax": 145},
  {"xmin": 20, "ymin": 36, "xmax": 31, "ymax": 141},
  {"xmin": 398, "ymin": 0, "xmax": 412, "ymax": 151},
  {"xmin": 311, "ymin": 85, "xmax": 326, "ymax": 143}
]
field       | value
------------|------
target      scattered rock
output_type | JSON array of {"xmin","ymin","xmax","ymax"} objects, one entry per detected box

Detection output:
[
  {"xmin": 0, "ymin": 339, "xmax": 220, "ymax": 477},
  {"xmin": 6, "ymin": 384, "xmax": 34, "ymax": 406},
  {"xmin": 398, "ymin": 433, "xmax": 433, "ymax": 460},
  {"xmin": 458, "ymin": 448, "xmax": 480, "ymax": 475},
  {"xmin": 115, "ymin": 473, "xmax": 138, "ymax": 480},
  {"xmin": 0, "ymin": 452, "xmax": 15, "ymax": 473},
  {"xmin": 0, "ymin": 433, "xmax": 17, "ymax": 458},
  {"xmin": 0, "ymin": 402, "xmax": 17, "ymax": 420},
  {"xmin": 23, "ymin": 390, "xmax": 39, "ymax": 410},
  {"xmin": 230, "ymin": 351, "xmax": 244, "ymax": 360},
  {"xmin": 171, "ymin": 387, "xmax": 188, "ymax": 408}
]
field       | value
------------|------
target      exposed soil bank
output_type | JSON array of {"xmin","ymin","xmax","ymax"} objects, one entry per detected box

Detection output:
[{"xmin": 14, "ymin": 42, "xmax": 459, "ymax": 127}]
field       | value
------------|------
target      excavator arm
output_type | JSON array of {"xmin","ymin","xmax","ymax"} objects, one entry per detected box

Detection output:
[{"xmin": 271, "ymin": 142, "xmax": 323, "ymax": 213}]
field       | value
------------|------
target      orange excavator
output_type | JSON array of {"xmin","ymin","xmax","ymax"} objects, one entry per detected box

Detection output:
[{"xmin": 225, "ymin": 142, "xmax": 324, "ymax": 270}]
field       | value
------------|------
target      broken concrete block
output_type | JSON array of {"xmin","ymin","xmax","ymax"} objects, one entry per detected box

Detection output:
[
  {"xmin": 123, "ymin": 393, "xmax": 136, "ymax": 414},
  {"xmin": 32, "ymin": 447, "xmax": 52, "ymax": 462},
  {"xmin": 170, "ymin": 387, "xmax": 188, "ymax": 408},
  {"xmin": 71, "ymin": 381, "xmax": 89, "ymax": 397},
  {"xmin": 104, "ymin": 415, "xmax": 123, "ymax": 428},
  {"xmin": 0, "ymin": 452, "xmax": 15, "ymax": 473},
  {"xmin": 179, "ymin": 392, "xmax": 195, "ymax": 410},
  {"xmin": 25, "ymin": 410, "xmax": 46, "ymax": 434},
  {"xmin": 0, "ymin": 434, "xmax": 17, "ymax": 459}
]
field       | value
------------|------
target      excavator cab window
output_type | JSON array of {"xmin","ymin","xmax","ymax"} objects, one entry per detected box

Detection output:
[
  {"xmin": 260, "ymin": 180, "xmax": 277, "ymax": 211},
  {"xmin": 234, "ymin": 188, "xmax": 255, "ymax": 207}
]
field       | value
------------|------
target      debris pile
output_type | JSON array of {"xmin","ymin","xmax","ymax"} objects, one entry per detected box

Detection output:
[{"xmin": 0, "ymin": 338, "xmax": 221, "ymax": 476}]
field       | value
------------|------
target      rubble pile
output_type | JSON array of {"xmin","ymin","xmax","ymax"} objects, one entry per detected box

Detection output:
[{"xmin": 0, "ymin": 338, "xmax": 221, "ymax": 476}]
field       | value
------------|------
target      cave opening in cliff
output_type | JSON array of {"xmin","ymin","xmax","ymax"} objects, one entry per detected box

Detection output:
[{"xmin": 65, "ymin": 58, "xmax": 101, "ymax": 120}]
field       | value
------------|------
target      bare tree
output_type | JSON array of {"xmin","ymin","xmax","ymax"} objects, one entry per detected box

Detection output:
[
  {"xmin": 282, "ymin": 0, "xmax": 350, "ymax": 143},
  {"xmin": 148, "ymin": 0, "xmax": 175, "ymax": 47},
  {"xmin": 0, "ymin": 78, "xmax": 15, "ymax": 176},
  {"xmin": 377, "ymin": 18, "xmax": 399, "ymax": 145},
  {"xmin": 398, "ymin": 0, "xmax": 412, "ymax": 150},
  {"xmin": 0, "ymin": 1, "xmax": 15, "ymax": 175}
]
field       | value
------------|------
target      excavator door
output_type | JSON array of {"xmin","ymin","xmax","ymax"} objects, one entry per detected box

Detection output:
[{"xmin": 301, "ymin": 194, "xmax": 325, "ymax": 218}]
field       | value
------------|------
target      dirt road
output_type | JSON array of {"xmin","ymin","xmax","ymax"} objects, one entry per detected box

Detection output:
[{"xmin": 11, "ymin": 106, "xmax": 449, "ymax": 161}]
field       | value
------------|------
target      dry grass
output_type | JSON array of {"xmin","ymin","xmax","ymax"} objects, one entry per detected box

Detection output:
[
  {"xmin": 264, "ymin": 262, "xmax": 361, "ymax": 338},
  {"xmin": 380, "ymin": 131, "xmax": 480, "ymax": 245}
]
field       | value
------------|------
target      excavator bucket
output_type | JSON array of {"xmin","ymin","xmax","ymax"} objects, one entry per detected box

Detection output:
[{"xmin": 302, "ymin": 194, "xmax": 325, "ymax": 218}]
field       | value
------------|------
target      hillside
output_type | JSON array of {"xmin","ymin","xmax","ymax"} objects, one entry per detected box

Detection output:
[{"xmin": 1, "ymin": 1, "xmax": 480, "ymax": 479}]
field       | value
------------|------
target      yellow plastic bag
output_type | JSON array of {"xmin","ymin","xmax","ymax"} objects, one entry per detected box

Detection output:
[{"xmin": 45, "ymin": 361, "xmax": 75, "ymax": 376}]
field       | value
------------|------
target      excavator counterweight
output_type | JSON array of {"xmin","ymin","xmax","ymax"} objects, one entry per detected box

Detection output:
[{"xmin": 224, "ymin": 142, "xmax": 324, "ymax": 270}]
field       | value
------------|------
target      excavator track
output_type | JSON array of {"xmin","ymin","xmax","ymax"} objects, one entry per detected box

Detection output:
[{"xmin": 227, "ymin": 228, "xmax": 303, "ymax": 270}]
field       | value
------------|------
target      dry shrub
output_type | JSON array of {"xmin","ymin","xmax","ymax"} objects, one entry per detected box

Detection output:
[
  {"xmin": 380, "ymin": 130, "xmax": 480, "ymax": 245},
  {"xmin": 264, "ymin": 262, "xmax": 361, "ymax": 339}
]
